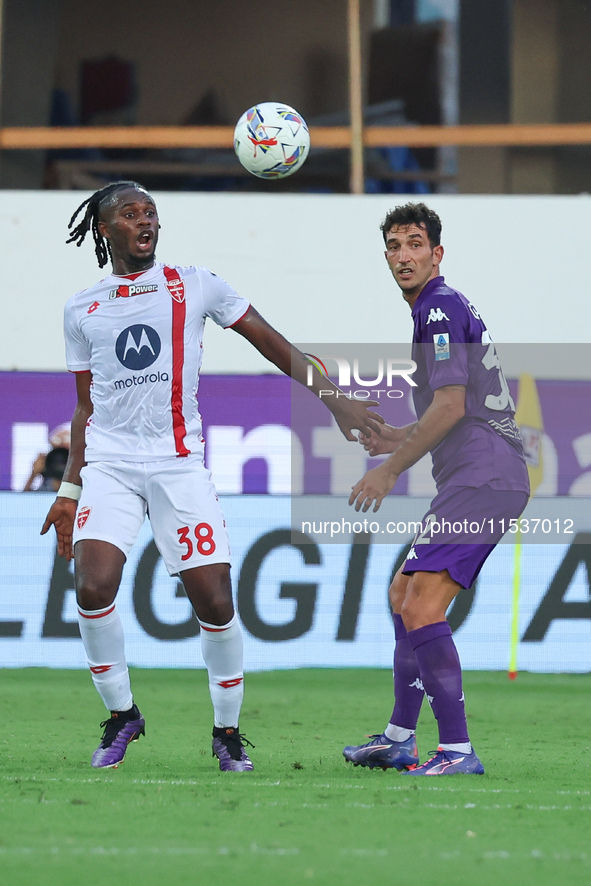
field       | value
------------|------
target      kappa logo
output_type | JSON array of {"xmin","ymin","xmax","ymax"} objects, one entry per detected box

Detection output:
[
  {"xmin": 426, "ymin": 307, "xmax": 450, "ymax": 324},
  {"xmin": 115, "ymin": 324, "xmax": 161, "ymax": 370},
  {"xmin": 407, "ymin": 546, "xmax": 418, "ymax": 559},
  {"xmin": 109, "ymin": 283, "xmax": 158, "ymax": 300},
  {"xmin": 77, "ymin": 506, "xmax": 92, "ymax": 530}
]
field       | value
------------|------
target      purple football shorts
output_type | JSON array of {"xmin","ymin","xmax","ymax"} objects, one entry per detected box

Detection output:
[{"xmin": 401, "ymin": 484, "xmax": 529, "ymax": 589}]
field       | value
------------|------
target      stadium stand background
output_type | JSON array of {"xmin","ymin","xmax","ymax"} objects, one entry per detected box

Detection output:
[{"xmin": 2, "ymin": 0, "xmax": 591, "ymax": 194}]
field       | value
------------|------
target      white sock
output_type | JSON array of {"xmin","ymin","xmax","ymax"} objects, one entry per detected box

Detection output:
[
  {"xmin": 199, "ymin": 615, "xmax": 244, "ymax": 729},
  {"xmin": 385, "ymin": 723, "xmax": 414, "ymax": 742},
  {"xmin": 439, "ymin": 741, "xmax": 472, "ymax": 754},
  {"xmin": 77, "ymin": 604, "xmax": 133, "ymax": 712}
]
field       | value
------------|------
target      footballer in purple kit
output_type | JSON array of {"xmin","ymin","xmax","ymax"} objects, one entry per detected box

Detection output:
[
  {"xmin": 41, "ymin": 180, "xmax": 384, "ymax": 773},
  {"xmin": 344, "ymin": 202, "xmax": 529, "ymax": 776}
]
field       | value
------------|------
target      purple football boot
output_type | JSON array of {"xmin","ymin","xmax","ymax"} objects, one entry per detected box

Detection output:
[
  {"xmin": 91, "ymin": 704, "xmax": 145, "ymax": 769},
  {"xmin": 404, "ymin": 746, "xmax": 484, "ymax": 776},
  {"xmin": 343, "ymin": 732, "xmax": 419, "ymax": 771},
  {"xmin": 212, "ymin": 726, "xmax": 254, "ymax": 772}
]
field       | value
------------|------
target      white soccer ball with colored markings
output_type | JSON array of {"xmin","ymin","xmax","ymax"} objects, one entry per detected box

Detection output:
[{"xmin": 233, "ymin": 102, "xmax": 310, "ymax": 179}]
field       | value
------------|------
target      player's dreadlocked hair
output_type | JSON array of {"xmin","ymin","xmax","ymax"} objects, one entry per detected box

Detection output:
[{"xmin": 66, "ymin": 181, "xmax": 148, "ymax": 268}]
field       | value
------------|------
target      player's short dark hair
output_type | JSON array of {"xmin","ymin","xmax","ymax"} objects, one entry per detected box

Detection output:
[
  {"xmin": 66, "ymin": 180, "xmax": 150, "ymax": 268},
  {"xmin": 380, "ymin": 202, "xmax": 442, "ymax": 248}
]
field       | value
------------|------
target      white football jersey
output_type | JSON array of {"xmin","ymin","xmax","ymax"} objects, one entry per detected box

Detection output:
[{"xmin": 64, "ymin": 263, "xmax": 250, "ymax": 461}]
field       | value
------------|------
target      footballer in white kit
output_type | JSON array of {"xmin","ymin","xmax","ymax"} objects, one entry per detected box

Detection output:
[
  {"xmin": 65, "ymin": 262, "xmax": 249, "ymax": 575},
  {"xmin": 42, "ymin": 181, "xmax": 383, "ymax": 773}
]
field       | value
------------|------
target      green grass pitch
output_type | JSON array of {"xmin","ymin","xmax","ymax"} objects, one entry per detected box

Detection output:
[{"xmin": 1, "ymin": 668, "xmax": 590, "ymax": 886}]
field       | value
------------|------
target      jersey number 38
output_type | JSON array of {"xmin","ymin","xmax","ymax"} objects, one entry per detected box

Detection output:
[{"xmin": 177, "ymin": 523, "xmax": 217, "ymax": 559}]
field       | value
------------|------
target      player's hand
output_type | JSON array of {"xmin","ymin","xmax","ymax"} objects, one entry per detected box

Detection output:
[
  {"xmin": 40, "ymin": 498, "xmax": 78, "ymax": 561},
  {"xmin": 359, "ymin": 423, "xmax": 407, "ymax": 456},
  {"xmin": 330, "ymin": 398, "xmax": 384, "ymax": 442},
  {"xmin": 349, "ymin": 462, "xmax": 399, "ymax": 513}
]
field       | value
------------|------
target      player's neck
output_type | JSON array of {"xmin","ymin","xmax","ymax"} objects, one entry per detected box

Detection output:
[
  {"xmin": 401, "ymin": 272, "xmax": 440, "ymax": 309},
  {"xmin": 111, "ymin": 257, "xmax": 156, "ymax": 276}
]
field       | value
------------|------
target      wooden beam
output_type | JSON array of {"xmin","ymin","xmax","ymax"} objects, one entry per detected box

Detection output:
[
  {"xmin": 4, "ymin": 122, "xmax": 591, "ymax": 151},
  {"xmin": 347, "ymin": 0, "xmax": 364, "ymax": 194}
]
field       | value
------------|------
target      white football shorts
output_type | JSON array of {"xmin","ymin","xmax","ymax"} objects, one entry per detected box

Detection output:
[{"xmin": 73, "ymin": 456, "xmax": 231, "ymax": 575}]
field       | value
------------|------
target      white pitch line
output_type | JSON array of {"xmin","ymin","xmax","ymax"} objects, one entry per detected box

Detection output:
[
  {"xmin": 2, "ymin": 775, "xmax": 589, "ymax": 802},
  {"xmin": 0, "ymin": 845, "xmax": 301, "ymax": 857},
  {"xmin": 0, "ymin": 846, "xmax": 586, "ymax": 862}
]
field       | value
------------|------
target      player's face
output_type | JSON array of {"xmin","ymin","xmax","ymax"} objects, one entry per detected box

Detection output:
[
  {"xmin": 384, "ymin": 223, "xmax": 443, "ymax": 303},
  {"xmin": 98, "ymin": 188, "xmax": 159, "ymax": 273}
]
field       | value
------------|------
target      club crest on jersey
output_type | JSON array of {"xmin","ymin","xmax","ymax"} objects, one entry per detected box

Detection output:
[
  {"xmin": 77, "ymin": 506, "xmax": 92, "ymax": 530},
  {"xmin": 109, "ymin": 283, "xmax": 158, "ymax": 300},
  {"xmin": 164, "ymin": 270, "xmax": 185, "ymax": 303}
]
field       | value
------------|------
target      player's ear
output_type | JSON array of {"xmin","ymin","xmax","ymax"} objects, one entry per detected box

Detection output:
[
  {"xmin": 97, "ymin": 219, "xmax": 109, "ymax": 239},
  {"xmin": 433, "ymin": 244, "xmax": 444, "ymax": 266}
]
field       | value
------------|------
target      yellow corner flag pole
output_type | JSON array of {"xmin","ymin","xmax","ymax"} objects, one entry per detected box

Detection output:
[{"xmin": 509, "ymin": 373, "xmax": 544, "ymax": 679}]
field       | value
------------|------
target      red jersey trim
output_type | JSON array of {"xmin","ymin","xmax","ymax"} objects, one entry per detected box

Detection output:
[
  {"xmin": 224, "ymin": 305, "xmax": 251, "ymax": 329},
  {"xmin": 164, "ymin": 266, "xmax": 190, "ymax": 457}
]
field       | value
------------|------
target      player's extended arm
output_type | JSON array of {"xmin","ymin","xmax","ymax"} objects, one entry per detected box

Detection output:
[
  {"xmin": 358, "ymin": 422, "xmax": 418, "ymax": 457},
  {"xmin": 231, "ymin": 306, "xmax": 384, "ymax": 440},
  {"xmin": 40, "ymin": 371, "xmax": 93, "ymax": 560},
  {"xmin": 349, "ymin": 384, "xmax": 466, "ymax": 512}
]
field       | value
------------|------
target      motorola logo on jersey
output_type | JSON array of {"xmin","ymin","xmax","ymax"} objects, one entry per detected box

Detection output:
[{"xmin": 115, "ymin": 325, "xmax": 161, "ymax": 370}]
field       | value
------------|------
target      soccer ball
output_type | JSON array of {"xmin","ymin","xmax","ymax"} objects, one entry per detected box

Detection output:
[{"xmin": 233, "ymin": 102, "xmax": 310, "ymax": 179}]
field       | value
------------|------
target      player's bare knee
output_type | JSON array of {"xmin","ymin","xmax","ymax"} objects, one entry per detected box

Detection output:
[
  {"xmin": 389, "ymin": 568, "xmax": 408, "ymax": 613},
  {"xmin": 181, "ymin": 565, "xmax": 234, "ymax": 625},
  {"xmin": 194, "ymin": 594, "xmax": 235, "ymax": 626},
  {"xmin": 399, "ymin": 592, "xmax": 420, "ymax": 630},
  {"xmin": 75, "ymin": 579, "xmax": 117, "ymax": 611}
]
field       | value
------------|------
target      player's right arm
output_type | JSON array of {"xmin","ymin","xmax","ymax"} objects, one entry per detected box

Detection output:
[{"xmin": 41, "ymin": 371, "xmax": 93, "ymax": 560}]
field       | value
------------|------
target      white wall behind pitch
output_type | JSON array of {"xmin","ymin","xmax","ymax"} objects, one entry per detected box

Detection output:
[{"xmin": 0, "ymin": 191, "xmax": 587, "ymax": 373}]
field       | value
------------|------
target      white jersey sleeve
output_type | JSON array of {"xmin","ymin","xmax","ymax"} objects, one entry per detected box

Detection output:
[
  {"xmin": 64, "ymin": 295, "xmax": 91, "ymax": 371},
  {"xmin": 198, "ymin": 267, "xmax": 250, "ymax": 328}
]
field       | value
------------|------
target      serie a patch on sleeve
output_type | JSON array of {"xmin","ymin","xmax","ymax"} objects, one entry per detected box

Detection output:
[{"xmin": 433, "ymin": 332, "xmax": 450, "ymax": 360}]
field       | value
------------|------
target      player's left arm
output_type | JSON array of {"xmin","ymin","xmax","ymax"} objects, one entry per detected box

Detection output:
[
  {"xmin": 349, "ymin": 384, "xmax": 465, "ymax": 512},
  {"xmin": 231, "ymin": 306, "xmax": 384, "ymax": 440},
  {"xmin": 41, "ymin": 370, "xmax": 93, "ymax": 559}
]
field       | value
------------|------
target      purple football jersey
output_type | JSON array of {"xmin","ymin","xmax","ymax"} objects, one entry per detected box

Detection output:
[{"xmin": 411, "ymin": 276, "xmax": 529, "ymax": 492}]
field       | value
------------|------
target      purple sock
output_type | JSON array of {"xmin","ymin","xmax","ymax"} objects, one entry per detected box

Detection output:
[
  {"xmin": 389, "ymin": 613, "xmax": 424, "ymax": 731},
  {"xmin": 407, "ymin": 621, "xmax": 469, "ymax": 745}
]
